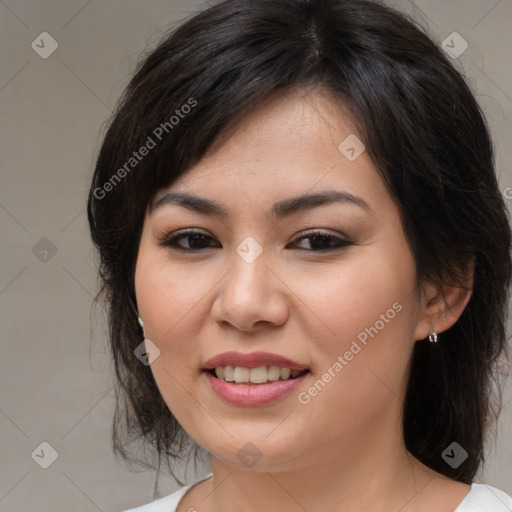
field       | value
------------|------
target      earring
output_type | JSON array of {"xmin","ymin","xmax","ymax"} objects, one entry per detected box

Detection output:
[
  {"xmin": 138, "ymin": 316, "xmax": 144, "ymax": 329},
  {"xmin": 428, "ymin": 326, "xmax": 438, "ymax": 343}
]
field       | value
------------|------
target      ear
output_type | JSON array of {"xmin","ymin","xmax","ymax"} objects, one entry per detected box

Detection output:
[{"xmin": 413, "ymin": 259, "xmax": 474, "ymax": 341}]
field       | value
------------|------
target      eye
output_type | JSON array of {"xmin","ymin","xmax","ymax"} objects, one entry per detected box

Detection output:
[
  {"xmin": 159, "ymin": 229, "xmax": 352, "ymax": 253},
  {"xmin": 289, "ymin": 230, "xmax": 352, "ymax": 252},
  {"xmin": 158, "ymin": 229, "xmax": 219, "ymax": 251}
]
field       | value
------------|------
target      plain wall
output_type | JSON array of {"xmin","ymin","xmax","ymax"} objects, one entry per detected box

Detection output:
[{"xmin": 1, "ymin": 1, "xmax": 511, "ymax": 511}]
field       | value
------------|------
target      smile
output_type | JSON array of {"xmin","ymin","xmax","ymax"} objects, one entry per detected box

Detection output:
[
  {"xmin": 203, "ymin": 369, "xmax": 310, "ymax": 406},
  {"xmin": 211, "ymin": 365, "xmax": 308, "ymax": 384}
]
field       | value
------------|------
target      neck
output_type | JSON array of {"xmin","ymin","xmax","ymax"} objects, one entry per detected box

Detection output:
[{"xmin": 203, "ymin": 425, "xmax": 440, "ymax": 512}]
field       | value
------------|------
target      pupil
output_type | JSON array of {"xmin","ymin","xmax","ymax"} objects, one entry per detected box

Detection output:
[
  {"xmin": 189, "ymin": 234, "xmax": 208, "ymax": 248},
  {"xmin": 310, "ymin": 234, "xmax": 333, "ymax": 250}
]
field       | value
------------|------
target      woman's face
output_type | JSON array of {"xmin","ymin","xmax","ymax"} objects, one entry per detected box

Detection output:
[{"xmin": 135, "ymin": 90, "xmax": 428, "ymax": 472}]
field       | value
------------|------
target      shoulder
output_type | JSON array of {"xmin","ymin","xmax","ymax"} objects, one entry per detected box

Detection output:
[
  {"xmin": 118, "ymin": 473, "xmax": 213, "ymax": 512},
  {"xmin": 119, "ymin": 485, "xmax": 191, "ymax": 512},
  {"xmin": 455, "ymin": 483, "xmax": 512, "ymax": 512}
]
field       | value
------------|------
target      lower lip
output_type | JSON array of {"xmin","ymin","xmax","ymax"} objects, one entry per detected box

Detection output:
[{"xmin": 203, "ymin": 370, "xmax": 309, "ymax": 406}]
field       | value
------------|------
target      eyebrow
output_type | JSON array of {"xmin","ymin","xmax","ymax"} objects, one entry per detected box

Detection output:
[{"xmin": 151, "ymin": 190, "xmax": 371, "ymax": 218}]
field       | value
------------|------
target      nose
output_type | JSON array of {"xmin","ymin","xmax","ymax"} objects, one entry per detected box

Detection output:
[{"xmin": 211, "ymin": 247, "xmax": 289, "ymax": 333}]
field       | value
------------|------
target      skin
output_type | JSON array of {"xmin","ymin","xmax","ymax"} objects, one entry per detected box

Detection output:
[{"xmin": 135, "ymin": 89, "xmax": 473, "ymax": 512}]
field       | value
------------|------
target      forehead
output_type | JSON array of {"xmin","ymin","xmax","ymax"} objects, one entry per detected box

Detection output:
[{"xmin": 152, "ymin": 90, "xmax": 389, "ymax": 216}]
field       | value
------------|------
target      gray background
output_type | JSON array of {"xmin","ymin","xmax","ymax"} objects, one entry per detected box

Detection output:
[{"xmin": 1, "ymin": 1, "xmax": 511, "ymax": 511}]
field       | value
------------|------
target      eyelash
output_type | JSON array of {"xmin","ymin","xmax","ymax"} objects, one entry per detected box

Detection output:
[{"xmin": 158, "ymin": 229, "xmax": 352, "ymax": 253}]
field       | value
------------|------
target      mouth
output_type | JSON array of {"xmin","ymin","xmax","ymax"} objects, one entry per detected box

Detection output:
[
  {"xmin": 202, "ymin": 350, "xmax": 310, "ymax": 386},
  {"xmin": 203, "ymin": 364, "xmax": 311, "ymax": 406},
  {"xmin": 206, "ymin": 366, "xmax": 310, "ymax": 385}
]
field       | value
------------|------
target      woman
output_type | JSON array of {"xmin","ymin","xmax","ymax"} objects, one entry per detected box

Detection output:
[{"xmin": 87, "ymin": 0, "xmax": 512, "ymax": 510}]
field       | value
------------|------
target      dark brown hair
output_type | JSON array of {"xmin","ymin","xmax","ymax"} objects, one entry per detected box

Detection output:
[{"xmin": 87, "ymin": 0, "xmax": 512, "ymax": 484}]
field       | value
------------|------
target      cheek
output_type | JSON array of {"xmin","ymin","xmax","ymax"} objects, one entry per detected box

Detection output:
[
  {"xmin": 134, "ymin": 251, "xmax": 206, "ymax": 427},
  {"xmin": 301, "ymin": 250, "xmax": 416, "ymax": 352},
  {"xmin": 298, "ymin": 249, "xmax": 418, "ymax": 407},
  {"xmin": 135, "ymin": 245, "xmax": 213, "ymax": 344},
  {"xmin": 134, "ymin": 242, "xmax": 228, "ymax": 419},
  {"xmin": 291, "ymin": 259, "xmax": 417, "ymax": 438}
]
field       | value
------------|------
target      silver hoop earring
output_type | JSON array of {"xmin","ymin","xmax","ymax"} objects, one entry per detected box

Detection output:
[{"xmin": 428, "ymin": 327, "xmax": 438, "ymax": 343}]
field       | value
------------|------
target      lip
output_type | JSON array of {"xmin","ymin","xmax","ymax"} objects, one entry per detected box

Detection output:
[
  {"xmin": 202, "ymin": 351, "xmax": 309, "ymax": 371},
  {"xmin": 203, "ymin": 370, "xmax": 310, "ymax": 406}
]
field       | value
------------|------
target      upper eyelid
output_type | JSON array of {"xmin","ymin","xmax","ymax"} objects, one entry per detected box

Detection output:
[
  {"xmin": 158, "ymin": 229, "xmax": 350, "ymax": 249},
  {"xmin": 163, "ymin": 228, "xmax": 346, "ymax": 240}
]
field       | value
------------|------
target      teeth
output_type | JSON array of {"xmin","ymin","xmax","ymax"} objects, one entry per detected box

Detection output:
[
  {"xmin": 233, "ymin": 366, "xmax": 250, "ymax": 383},
  {"xmin": 280, "ymin": 368, "xmax": 291, "ymax": 380},
  {"xmin": 249, "ymin": 366, "xmax": 267, "ymax": 384},
  {"xmin": 212, "ymin": 365, "xmax": 306, "ymax": 384},
  {"xmin": 222, "ymin": 366, "xmax": 234, "ymax": 381},
  {"xmin": 267, "ymin": 366, "xmax": 281, "ymax": 381}
]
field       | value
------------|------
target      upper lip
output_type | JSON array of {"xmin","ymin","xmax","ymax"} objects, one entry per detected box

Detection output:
[{"xmin": 203, "ymin": 351, "xmax": 309, "ymax": 371}]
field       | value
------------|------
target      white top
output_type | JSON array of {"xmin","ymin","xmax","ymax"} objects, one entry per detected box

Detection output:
[{"xmin": 121, "ymin": 474, "xmax": 512, "ymax": 512}]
